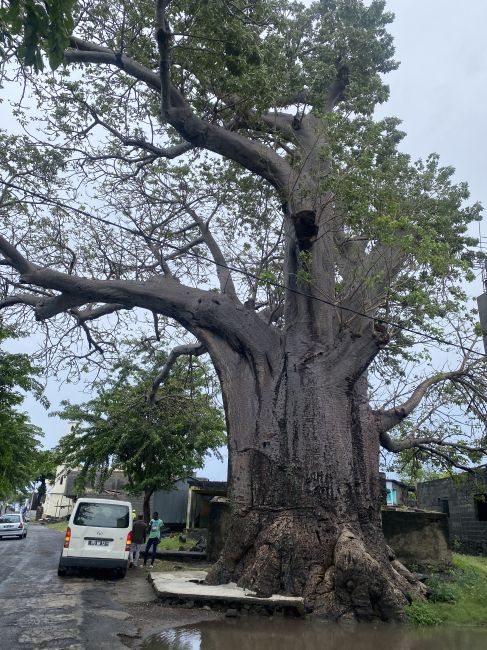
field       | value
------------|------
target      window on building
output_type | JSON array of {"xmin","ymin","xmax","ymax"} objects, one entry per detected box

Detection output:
[{"xmin": 475, "ymin": 494, "xmax": 487, "ymax": 521}]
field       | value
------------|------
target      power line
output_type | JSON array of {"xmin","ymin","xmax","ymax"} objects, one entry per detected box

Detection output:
[
  {"xmin": 64, "ymin": 205, "xmax": 486, "ymax": 359},
  {"xmin": 2, "ymin": 183, "xmax": 485, "ymax": 358}
]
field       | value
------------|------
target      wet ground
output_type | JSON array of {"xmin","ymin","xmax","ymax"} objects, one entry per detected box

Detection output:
[
  {"xmin": 2, "ymin": 526, "xmax": 486, "ymax": 649},
  {"xmin": 141, "ymin": 618, "xmax": 487, "ymax": 650},
  {"xmin": 0, "ymin": 525, "xmax": 221, "ymax": 649}
]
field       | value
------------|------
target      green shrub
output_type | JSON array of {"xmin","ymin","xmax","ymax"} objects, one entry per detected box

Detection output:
[
  {"xmin": 425, "ymin": 574, "xmax": 456, "ymax": 603},
  {"xmin": 405, "ymin": 600, "xmax": 444, "ymax": 626}
]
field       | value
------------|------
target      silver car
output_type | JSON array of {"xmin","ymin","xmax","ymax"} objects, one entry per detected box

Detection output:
[{"xmin": 0, "ymin": 513, "xmax": 28, "ymax": 539}]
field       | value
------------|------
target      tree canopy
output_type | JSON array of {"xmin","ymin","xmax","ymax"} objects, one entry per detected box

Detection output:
[
  {"xmin": 0, "ymin": 321, "xmax": 46, "ymax": 501},
  {"xmin": 56, "ymin": 350, "xmax": 225, "ymax": 518},
  {"xmin": 0, "ymin": 0, "xmax": 485, "ymax": 471},
  {"xmin": 0, "ymin": 0, "xmax": 74, "ymax": 71}
]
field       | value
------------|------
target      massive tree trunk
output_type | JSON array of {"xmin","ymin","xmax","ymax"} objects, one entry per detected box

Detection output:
[
  {"xmin": 205, "ymin": 338, "xmax": 421, "ymax": 620},
  {"xmin": 202, "ymin": 188, "xmax": 423, "ymax": 620}
]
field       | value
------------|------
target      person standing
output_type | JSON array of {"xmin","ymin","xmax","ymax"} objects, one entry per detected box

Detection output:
[
  {"xmin": 143, "ymin": 511, "xmax": 164, "ymax": 568},
  {"xmin": 130, "ymin": 513, "xmax": 147, "ymax": 568}
]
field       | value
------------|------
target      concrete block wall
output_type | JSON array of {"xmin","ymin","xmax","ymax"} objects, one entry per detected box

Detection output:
[
  {"xmin": 381, "ymin": 509, "xmax": 450, "ymax": 567},
  {"xmin": 207, "ymin": 500, "xmax": 451, "ymax": 569},
  {"xmin": 417, "ymin": 470, "xmax": 487, "ymax": 556}
]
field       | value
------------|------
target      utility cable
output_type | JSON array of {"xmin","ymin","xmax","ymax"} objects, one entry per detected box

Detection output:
[{"xmin": 1, "ymin": 183, "xmax": 485, "ymax": 358}]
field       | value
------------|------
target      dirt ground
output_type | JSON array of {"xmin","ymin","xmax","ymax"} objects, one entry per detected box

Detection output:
[{"xmin": 116, "ymin": 561, "xmax": 222, "ymax": 647}]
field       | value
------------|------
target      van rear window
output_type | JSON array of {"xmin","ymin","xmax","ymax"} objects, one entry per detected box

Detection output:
[{"xmin": 73, "ymin": 502, "xmax": 129, "ymax": 528}]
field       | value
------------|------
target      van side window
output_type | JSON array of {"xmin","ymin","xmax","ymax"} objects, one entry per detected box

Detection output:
[{"xmin": 73, "ymin": 502, "xmax": 129, "ymax": 528}]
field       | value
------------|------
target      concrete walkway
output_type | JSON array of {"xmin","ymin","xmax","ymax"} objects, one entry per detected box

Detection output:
[{"xmin": 149, "ymin": 570, "xmax": 305, "ymax": 615}]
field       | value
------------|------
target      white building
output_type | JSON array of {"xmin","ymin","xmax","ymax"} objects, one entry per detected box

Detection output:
[{"xmin": 43, "ymin": 467, "xmax": 74, "ymax": 519}]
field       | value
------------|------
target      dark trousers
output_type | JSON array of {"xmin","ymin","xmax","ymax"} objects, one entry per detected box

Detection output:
[{"xmin": 144, "ymin": 537, "xmax": 159, "ymax": 565}]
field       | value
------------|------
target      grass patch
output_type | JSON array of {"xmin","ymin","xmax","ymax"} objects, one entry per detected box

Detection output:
[
  {"xmin": 157, "ymin": 535, "xmax": 194, "ymax": 551},
  {"xmin": 45, "ymin": 521, "xmax": 69, "ymax": 533},
  {"xmin": 406, "ymin": 600, "xmax": 444, "ymax": 626},
  {"xmin": 406, "ymin": 553, "xmax": 487, "ymax": 626},
  {"xmin": 145, "ymin": 559, "xmax": 212, "ymax": 573}
]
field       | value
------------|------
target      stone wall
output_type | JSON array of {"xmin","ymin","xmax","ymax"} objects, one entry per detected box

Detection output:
[
  {"xmin": 417, "ymin": 470, "xmax": 487, "ymax": 555},
  {"xmin": 207, "ymin": 501, "xmax": 451, "ymax": 569},
  {"xmin": 381, "ymin": 509, "xmax": 450, "ymax": 567},
  {"xmin": 207, "ymin": 497, "xmax": 232, "ymax": 562}
]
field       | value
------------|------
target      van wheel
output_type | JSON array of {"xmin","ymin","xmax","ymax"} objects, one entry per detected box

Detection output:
[
  {"xmin": 58, "ymin": 566, "xmax": 67, "ymax": 577},
  {"xmin": 118, "ymin": 568, "xmax": 127, "ymax": 579}
]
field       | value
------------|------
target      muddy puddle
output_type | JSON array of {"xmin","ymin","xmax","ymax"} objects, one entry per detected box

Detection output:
[{"xmin": 140, "ymin": 618, "xmax": 487, "ymax": 650}]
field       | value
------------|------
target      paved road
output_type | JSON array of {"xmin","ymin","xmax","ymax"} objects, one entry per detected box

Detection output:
[
  {"xmin": 0, "ymin": 525, "xmax": 219, "ymax": 649},
  {"xmin": 0, "ymin": 525, "xmax": 141, "ymax": 648}
]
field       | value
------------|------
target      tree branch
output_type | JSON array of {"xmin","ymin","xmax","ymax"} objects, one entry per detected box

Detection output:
[
  {"xmin": 164, "ymin": 235, "xmax": 205, "ymax": 261},
  {"xmin": 0, "ymin": 234, "xmax": 275, "ymax": 353},
  {"xmin": 65, "ymin": 32, "xmax": 292, "ymax": 192},
  {"xmin": 0, "ymin": 234, "xmax": 37, "ymax": 275},
  {"xmin": 75, "ymin": 303, "xmax": 130, "ymax": 323},
  {"xmin": 0, "ymin": 293, "xmax": 41, "ymax": 310},
  {"xmin": 376, "ymin": 370, "xmax": 468, "ymax": 434},
  {"xmin": 380, "ymin": 429, "xmax": 487, "ymax": 463},
  {"xmin": 185, "ymin": 205, "xmax": 238, "ymax": 299},
  {"xmin": 148, "ymin": 341, "xmax": 206, "ymax": 403},
  {"xmin": 87, "ymin": 105, "xmax": 194, "ymax": 160}
]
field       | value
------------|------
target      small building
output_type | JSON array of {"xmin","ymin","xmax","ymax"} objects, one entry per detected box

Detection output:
[
  {"xmin": 47, "ymin": 464, "xmax": 229, "ymax": 529},
  {"xmin": 477, "ymin": 290, "xmax": 487, "ymax": 354},
  {"xmin": 385, "ymin": 478, "xmax": 414, "ymax": 507},
  {"xmin": 42, "ymin": 467, "xmax": 76, "ymax": 519},
  {"xmin": 185, "ymin": 478, "xmax": 227, "ymax": 531},
  {"xmin": 153, "ymin": 479, "xmax": 192, "ymax": 528},
  {"xmin": 63, "ymin": 468, "xmax": 153, "ymax": 517},
  {"xmin": 42, "ymin": 467, "xmax": 150, "ymax": 519},
  {"xmin": 417, "ymin": 468, "xmax": 487, "ymax": 555}
]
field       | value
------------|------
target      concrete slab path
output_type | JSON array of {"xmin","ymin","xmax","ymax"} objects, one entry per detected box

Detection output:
[{"xmin": 149, "ymin": 570, "xmax": 305, "ymax": 614}]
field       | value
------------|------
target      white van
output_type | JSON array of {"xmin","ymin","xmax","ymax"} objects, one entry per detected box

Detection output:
[{"xmin": 58, "ymin": 498, "xmax": 133, "ymax": 577}]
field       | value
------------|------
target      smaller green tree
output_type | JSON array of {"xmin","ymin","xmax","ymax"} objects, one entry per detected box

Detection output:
[
  {"xmin": 31, "ymin": 448, "xmax": 59, "ymax": 503},
  {"xmin": 0, "ymin": 321, "xmax": 46, "ymax": 502},
  {"xmin": 57, "ymin": 351, "xmax": 226, "ymax": 521}
]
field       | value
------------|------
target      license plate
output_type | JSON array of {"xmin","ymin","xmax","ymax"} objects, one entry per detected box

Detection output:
[{"xmin": 88, "ymin": 540, "xmax": 109, "ymax": 547}]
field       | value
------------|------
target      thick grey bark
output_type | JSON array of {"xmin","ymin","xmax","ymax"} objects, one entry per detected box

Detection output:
[{"xmin": 205, "ymin": 330, "xmax": 422, "ymax": 620}]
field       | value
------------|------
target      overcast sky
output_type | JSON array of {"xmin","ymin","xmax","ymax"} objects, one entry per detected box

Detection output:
[{"xmin": 3, "ymin": 0, "xmax": 487, "ymax": 480}]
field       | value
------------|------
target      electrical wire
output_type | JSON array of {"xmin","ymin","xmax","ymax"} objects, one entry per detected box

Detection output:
[
  {"xmin": 1, "ymin": 182, "xmax": 485, "ymax": 358},
  {"xmin": 56, "ymin": 204, "xmax": 487, "ymax": 359}
]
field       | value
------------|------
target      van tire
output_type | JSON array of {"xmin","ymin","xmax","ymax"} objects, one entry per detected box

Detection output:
[
  {"xmin": 118, "ymin": 568, "xmax": 127, "ymax": 579},
  {"xmin": 58, "ymin": 566, "xmax": 67, "ymax": 577}
]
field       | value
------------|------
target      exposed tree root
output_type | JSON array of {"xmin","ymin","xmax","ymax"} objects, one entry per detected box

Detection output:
[{"xmin": 205, "ymin": 511, "xmax": 426, "ymax": 621}]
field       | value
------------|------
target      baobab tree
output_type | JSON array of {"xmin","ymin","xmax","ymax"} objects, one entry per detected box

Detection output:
[{"xmin": 1, "ymin": 0, "xmax": 486, "ymax": 620}]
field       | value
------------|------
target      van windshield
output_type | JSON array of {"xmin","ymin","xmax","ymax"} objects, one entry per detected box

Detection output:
[{"xmin": 73, "ymin": 502, "xmax": 129, "ymax": 528}]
